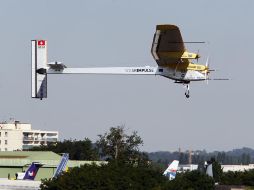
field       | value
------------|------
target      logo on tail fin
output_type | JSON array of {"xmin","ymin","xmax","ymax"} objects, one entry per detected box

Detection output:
[
  {"xmin": 28, "ymin": 171, "xmax": 34, "ymax": 177},
  {"xmin": 38, "ymin": 40, "xmax": 46, "ymax": 48}
]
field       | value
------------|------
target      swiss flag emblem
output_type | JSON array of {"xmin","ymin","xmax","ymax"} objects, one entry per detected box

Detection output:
[{"xmin": 38, "ymin": 40, "xmax": 45, "ymax": 46}]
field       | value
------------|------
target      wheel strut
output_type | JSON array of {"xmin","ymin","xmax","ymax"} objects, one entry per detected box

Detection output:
[{"xmin": 184, "ymin": 84, "xmax": 190, "ymax": 98}]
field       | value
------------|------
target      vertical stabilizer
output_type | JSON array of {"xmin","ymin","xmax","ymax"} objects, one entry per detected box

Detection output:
[
  {"xmin": 206, "ymin": 163, "xmax": 213, "ymax": 178},
  {"xmin": 23, "ymin": 162, "xmax": 43, "ymax": 180},
  {"xmin": 53, "ymin": 153, "xmax": 69, "ymax": 178},
  {"xmin": 163, "ymin": 160, "xmax": 179, "ymax": 180},
  {"xmin": 31, "ymin": 40, "xmax": 48, "ymax": 99}
]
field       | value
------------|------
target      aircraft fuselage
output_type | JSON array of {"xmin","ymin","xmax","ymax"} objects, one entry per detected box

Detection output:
[{"xmin": 157, "ymin": 62, "xmax": 208, "ymax": 83}]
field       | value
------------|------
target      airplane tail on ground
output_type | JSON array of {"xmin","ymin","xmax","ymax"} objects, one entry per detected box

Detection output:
[
  {"xmin": 205, "ymin": 162, "xmax": 213, "ymax": 178},
  {"xmin": 23, "ymin": 162, "xmax": 43, "ymax": 180},
  {"xmin": 53, "ymin": 153, "xmax": 69, "ymax": 178},
  {"xmin": 163, "ymin": 160, "xmax": 179, "ymax": 180}
]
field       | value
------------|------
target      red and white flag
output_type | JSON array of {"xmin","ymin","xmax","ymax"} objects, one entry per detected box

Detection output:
[{"xmin": 38, "ymin": 40, "xmax": 46, "ymax": 46}]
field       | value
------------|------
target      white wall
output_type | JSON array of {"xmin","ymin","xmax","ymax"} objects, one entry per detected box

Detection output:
[
  {"xmin": 222, "ymin": 164, "xmax": 254, "ymax": 172},
  {"xmin": 0, "ymin": 130, "xmax": 23, "ymax": 151},
  {"xmin": 0, "ymin": 122, "xmax": 58, "ymax": 151}
]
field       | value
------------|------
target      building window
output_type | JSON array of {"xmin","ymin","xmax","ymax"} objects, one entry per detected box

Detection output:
[
  {"xmin": 5, "ymin": 132, "xmax": 7, "ymax": 137},
  {"xmin": 0, "ymin": 132, "xmax": 1, "ymax": 137},
  {"xmin": 5, "ymin": 140, "xmax": 7, "ymax": 145},
  {"xmin": 5, "ymin": 148, "xmax": 7, "ymax": 151},
  {"xmin": 0, "ymin": 140, "xmax": 1, "ymax": 144}
]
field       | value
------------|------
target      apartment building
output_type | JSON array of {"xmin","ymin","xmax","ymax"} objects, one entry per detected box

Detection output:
[{"xmin": 0, "ymin": 121, "xmax": 58, "ymax": 151}]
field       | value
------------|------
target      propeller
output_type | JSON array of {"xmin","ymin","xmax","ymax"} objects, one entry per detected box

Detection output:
[
  {"xmin": 204, "ymin": 57, "xmax": 229, "ymax": 81},
  {"xmin": 204, "ymin": 56, "xmax": 210, "ymax": 84},
  {"xmin": 196, "ymin": 50, "xmax": 200, "ymax": 63}
]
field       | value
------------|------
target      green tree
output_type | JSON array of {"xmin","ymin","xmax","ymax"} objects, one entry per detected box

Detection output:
[
  {"xmin": 30, "ymin": 138, "xmax": 99, "ymax": 160},
  {"xmin": 212, "ymin": 160, "xmax": 223, "ymax": 183},
  {"xmin": 216, "ymin": 152, "xmax": 226, "ymax": 164},
  {"xmin": 221, "ymin": 169, "xmax": 254, "ymax": 186},
  {"xmin": 163, "ymin": 170, "xmax": 214, "ymax": 190},
  {"xmin": 96, "ymin": 126, "xmax": 146, "ymax": 163},
  {"xmin": 40, "ymin": 162, "xmax": 168, "ymax": 190},
  {"xmin": 179, "ymin": 152, "xmax": 189, "ymax": 164},
  {"xmin": 241, "ymin": 153, "xmax": 251, "ymax": 165}
]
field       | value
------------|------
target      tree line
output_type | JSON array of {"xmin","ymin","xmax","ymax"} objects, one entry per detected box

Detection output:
[
  {"xmin": 149, "ymin": 149, "xmax": 253, "ymax": 167},
  {"xmin": 31, "ymin": 129, "xmax": 254, "ymax": 165},
  {"xmin": 38, "ymin": 126, "xmax": 215, "ymax": 190},
  {"xmin": 29, "ymin": 126, "xmax": 254, "ymax": 189}
]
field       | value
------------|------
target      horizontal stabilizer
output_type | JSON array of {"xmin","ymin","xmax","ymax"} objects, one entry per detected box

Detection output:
[{"xmin": 48, "ymin": 62, "xmax": 67, "ymax": 71}]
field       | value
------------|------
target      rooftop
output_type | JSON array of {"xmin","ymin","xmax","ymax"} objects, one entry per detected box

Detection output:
[{"xmin": 0, "ymin": 151, "xmax": 106, "ymax": 167}]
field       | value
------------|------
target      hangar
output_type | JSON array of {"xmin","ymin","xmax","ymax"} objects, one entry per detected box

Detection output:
[{"xmin": 0, "ymin": 151, "xmax": 105, "ymax": 180}]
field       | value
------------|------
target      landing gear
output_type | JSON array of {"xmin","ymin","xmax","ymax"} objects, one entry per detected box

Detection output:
[{"xmin": 184, "ymin": 83, "xmax": 190, "ymax": 98}]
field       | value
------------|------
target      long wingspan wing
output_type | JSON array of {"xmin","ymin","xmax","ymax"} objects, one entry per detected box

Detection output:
[{"xmin": 151, "ymin": 25, "xmax": 186, "ymax": 66}]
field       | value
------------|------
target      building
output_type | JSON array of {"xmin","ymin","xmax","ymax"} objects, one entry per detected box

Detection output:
[
  {"xmin": 179, "ymin": 163, "xmax": 254, "ymax": 173},
  {"xmin": 0, "ymin": 151, "xmax": 106, "ymax": 180},
  {"xmin": 221, "ymin": 164, "xmax": 254, "ymax": 172},
  {"xmin": 178, "ymin": 164, "xmax": 198, "ymax": 173},
  {"xmin": 0, "ymin": 121, "xmax": 58, "ymax": 151}
]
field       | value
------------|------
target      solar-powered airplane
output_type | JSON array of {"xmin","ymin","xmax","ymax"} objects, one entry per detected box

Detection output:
[{"xmin": 32, "ymin": 24, "xmax": 213, "ymax": 99}]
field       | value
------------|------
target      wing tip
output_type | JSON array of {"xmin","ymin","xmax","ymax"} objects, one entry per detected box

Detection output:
[{"xmin": 156, "ymin": 24, "xmax": 179, "ymax": 31}]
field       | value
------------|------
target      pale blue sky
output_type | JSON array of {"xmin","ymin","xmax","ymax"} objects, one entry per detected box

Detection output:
[{"xmin": 0, "ymin": 0, "xmax": 253, "ymax": 151}]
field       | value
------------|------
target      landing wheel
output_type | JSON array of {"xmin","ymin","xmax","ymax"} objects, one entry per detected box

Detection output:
[{"xmin": 184, "ymin": 83, "xmax": 190, "ymax": 98}]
